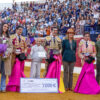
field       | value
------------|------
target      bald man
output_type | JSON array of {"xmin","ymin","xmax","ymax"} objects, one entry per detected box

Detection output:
[{"xmin": 30, "ymin": 38, "xmax": 46, "ymax": 78}]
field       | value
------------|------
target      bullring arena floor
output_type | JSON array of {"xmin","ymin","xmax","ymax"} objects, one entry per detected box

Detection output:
[{"xmin": 0, "ymin": 66, "xmax": 100, "ymax": 100}]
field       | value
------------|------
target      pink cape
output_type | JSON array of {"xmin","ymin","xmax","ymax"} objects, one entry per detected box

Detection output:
[
  {"xmin": 6, "ymin": 58, "xmax": 25, "ymax": 92},
  {"xmin": 74, "ymin": 62, "xmax": 100, "ymax": 94},
  {"xmin": 45, "ymin": 55, "xmax": 65, "ymax": 93}
]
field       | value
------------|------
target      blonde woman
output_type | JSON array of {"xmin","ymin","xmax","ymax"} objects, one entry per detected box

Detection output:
[{"xmin": 62, "ymin": 28, "xmax": 77, "ymax": 91}]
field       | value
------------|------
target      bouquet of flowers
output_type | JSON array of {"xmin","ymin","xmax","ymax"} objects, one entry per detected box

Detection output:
[
  {"xmin": 0, "ymin": 37, "xmax": 9, "ymax": 59},
  {"xmin": 0, "ymin": 44, "xmax": 7, "ymax": 54}
]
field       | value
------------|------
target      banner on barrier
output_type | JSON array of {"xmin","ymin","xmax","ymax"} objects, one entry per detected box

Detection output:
[{"xmin": 20, "ymin": 78, "xmax": 58, "ymax": 93}]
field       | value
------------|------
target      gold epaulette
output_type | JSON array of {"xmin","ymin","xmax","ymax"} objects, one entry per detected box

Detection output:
[
  {"xmin": 45, "ymin": 36, "xmax": 51, "ymax": 41},
  {"xmin": 10, "ymin": 35, "xmax": 16, "ymax": 40},
  {"xmin": 91, "ymin": 41, "xmax": 95, "ymax": 46},
  {"xmin": 63, "ymin": 37, "xmax": 65, "ymax": 40},
  {"xmin": 56, "ymin": 36, "xmax": 61, "ymax": 42},
  {"xmin": 63, "ymin": 36, "xmax": 68, "ymax": 40},
  {"xmin": 79, "ymin": 40, "xmax": 84, "ymax": 46},
  {"xmin": 21, "ymin": 36, "xmax": 25, "ymax": 41}
]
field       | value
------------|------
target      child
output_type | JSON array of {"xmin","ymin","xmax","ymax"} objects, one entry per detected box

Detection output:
[{"xmin": 30, "ymin": 38, "xmax": 46, "ymax": 78}]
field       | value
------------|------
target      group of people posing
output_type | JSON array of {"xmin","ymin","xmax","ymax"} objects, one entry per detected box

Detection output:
[{"xmin": 0, "ymin": 23, "xmax": 100, "ymax": 95}]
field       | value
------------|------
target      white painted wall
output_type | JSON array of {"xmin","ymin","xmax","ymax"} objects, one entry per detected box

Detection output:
[
  {"xmin": 25, "ymin": 61, "xmax": 97, "ymax": 75},
  {"xmin": 0, "ymin": 0, "xmax": 66, "ymax": 10},
  {"xmin": 14, "ymin": 0, "xmax": 46, "ymax": 3},
  {"xmin": 0, "ymin": 0, "xmax": 13, "ymax": 3},
  {"xmin": 0, "ymin": 0, "xmax": 13, "ymax": 10},
  {"xmin": 0, "ymin": 4, "xmax": 12, "ymax": 10},
  {"xmin": 0, "ymin": 0, "xmax": 46, "ymax": 10}
]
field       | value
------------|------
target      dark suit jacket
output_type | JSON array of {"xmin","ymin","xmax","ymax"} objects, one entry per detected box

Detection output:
[
  {"xmin": 0, "ymin": 23, "xmax": 2, "ymax": 37},
  {"xmin": 62, "ymin": 39, "xmax": 76, "ymax": 62},
  {"xmin": 96, "ymin": 41, "xmax": 100, "ymax": 62}
]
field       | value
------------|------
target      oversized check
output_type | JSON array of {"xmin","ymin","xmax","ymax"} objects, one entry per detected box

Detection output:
[{"xmin": 20, "ymin": 78, "xmax": 58, "ymax": 93}]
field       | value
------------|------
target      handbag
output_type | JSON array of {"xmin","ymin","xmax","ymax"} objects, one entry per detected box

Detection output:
[{"xmin": 18, "ymin": 53, "xmax": 27, "ymax": 61}]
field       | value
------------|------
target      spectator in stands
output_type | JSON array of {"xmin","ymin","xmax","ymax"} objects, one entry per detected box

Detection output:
[
  {"xmin": 79, "ymin": 16, "xmax": 85, "ymax": 35},
  {"xmin": 90, "ymin": 18, "xmax": 96, "ymax": 34},
  {"xmin": 96, "ymin": 18, "xmax": 100, "ymax": 32},
  {"xmin": 75, "ymin": 18, "xmax": 81, "ymax": 35}
]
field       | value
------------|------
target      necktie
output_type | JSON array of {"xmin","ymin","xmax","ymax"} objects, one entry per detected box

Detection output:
[
  {"xmin": 53, "ymin": 37, "xmax": 55, "ymax": 43},
  {"xmin": 86, "ymin": 41, "xmax": 88, "ymax": 48},
  {"xmin": 19, "ymin": 36, "xmax": 21, "ymax": 43}
]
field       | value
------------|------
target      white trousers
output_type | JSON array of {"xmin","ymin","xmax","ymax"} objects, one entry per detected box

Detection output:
[{"xmin": 30, "ymin": 61, "xmax": 41, "ymax": 78}]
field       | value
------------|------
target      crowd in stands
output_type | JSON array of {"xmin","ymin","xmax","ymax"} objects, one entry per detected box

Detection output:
[{"xmin": 0, "ymin": 0, "xmax": 100, "ymax": 41}]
